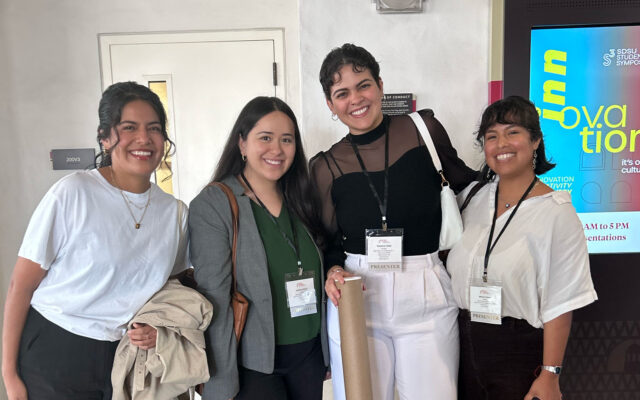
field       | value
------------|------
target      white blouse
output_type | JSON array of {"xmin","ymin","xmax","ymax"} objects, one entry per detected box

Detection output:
[{"xmin": 447, "ymin": 181, "xmax": 597, "ymax": 328}]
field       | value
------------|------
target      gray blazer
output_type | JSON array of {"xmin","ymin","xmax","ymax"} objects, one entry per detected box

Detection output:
[{"xmin": 189, "ymin": 176, "xmax": 329, "ymax": 400}]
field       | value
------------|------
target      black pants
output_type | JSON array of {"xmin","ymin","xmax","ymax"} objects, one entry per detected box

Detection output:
[
  {"xmin": 18, "ymin": 307, "xmax": 119, "ymax": 400},
  {"xmin": 458, "ymin": 309, "xmax": 544, "ymax": 400},
  {"xmin": 235, "ymin": 336, "xmax": 325, "ymax": 400}
]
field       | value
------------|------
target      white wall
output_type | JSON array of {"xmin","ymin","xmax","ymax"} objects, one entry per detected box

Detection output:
[
  {"xmin": 0, "ymin": 1, "xmax": 300, "ymax": 397},
  {"xmin": 299, "ymin": 0, "xmax": 490, "ymax": 166}
]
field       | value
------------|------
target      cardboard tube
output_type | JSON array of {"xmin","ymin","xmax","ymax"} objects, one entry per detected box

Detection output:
[{"xmin": 336, "ymin": 276, "xmax": 372, "ymax": 400}]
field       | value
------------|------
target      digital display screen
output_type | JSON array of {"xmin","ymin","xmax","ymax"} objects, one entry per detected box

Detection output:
[{"xmin": 530, "ymin": 24, "xmax": 640, "ymax": 253}]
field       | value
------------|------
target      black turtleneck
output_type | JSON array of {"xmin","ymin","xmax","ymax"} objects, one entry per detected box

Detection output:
[{"xmin": 347, "ymin": 115, "xmax": 389, "ymax": 145}]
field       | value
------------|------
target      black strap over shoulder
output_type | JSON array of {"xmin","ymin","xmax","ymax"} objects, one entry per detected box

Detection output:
[
  {"xmin": 318, "ymin": 152, "xmax": 335, "ymax": 180},
  {"xmin": 459, "ymin": 180, "xmax": 488, "ymax": 213},
  {"xmin": 325, "ymin": 151, "xmax": 343, "ymax": 177},
  {"xmin": 311, "ymin": 151, "xmax": 335, "ymax": 181},
  {"xmin": 311, "ymin": 150, "xmax": 344, "ymax": 181}
]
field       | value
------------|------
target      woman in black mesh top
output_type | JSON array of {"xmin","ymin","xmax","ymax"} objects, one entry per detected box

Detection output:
[{"xmin": 310, "ymin": 43, "xmax": 476, "ymax": 400}]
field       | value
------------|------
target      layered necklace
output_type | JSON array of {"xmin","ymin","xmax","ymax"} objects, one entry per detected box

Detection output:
[{"xmin": 110, "ymin": 167, "xmax": 151, "ymax": 229}]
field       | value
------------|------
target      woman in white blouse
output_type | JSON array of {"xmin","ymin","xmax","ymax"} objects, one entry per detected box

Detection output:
[{"xmin": 447, "ymin": 96, "xmax": 597, "ymax": 400}]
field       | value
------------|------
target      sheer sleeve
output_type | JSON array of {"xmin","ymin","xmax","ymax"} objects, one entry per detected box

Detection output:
[
  {"xmin": 418, "ymin": 109, "xmax": 478, "ymax": 193},
  {"xmin": 310, "ymin": 151, "xmax": 346, "ymax": 270}
]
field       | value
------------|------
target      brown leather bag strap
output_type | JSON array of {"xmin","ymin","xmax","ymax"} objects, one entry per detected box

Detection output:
[{"xmin": 208, "ymin": 182, "xmax": 240, "ymax": 293}]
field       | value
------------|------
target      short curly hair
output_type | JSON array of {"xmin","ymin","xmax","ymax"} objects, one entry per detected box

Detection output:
[{"xmin": 319, "ymin": 43, "xmax": 381, "ymax": 100}]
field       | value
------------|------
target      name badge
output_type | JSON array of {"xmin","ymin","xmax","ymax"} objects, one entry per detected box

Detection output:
[
  {"xmin": 365, "ymin": 228, "xmax": 403, "ymax": 271},
  {"xmin": 469, "ymin": 280, "xmax": 502, "ymax": 325},
  {"xmin": 284, "ymin": 271, "xmax": 317, "ymax": 318}
]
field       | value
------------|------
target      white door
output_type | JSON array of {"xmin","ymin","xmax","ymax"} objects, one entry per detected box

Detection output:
[{"xmin": 99, "ymin": 30, "xmax": 285, "ymax": 203}]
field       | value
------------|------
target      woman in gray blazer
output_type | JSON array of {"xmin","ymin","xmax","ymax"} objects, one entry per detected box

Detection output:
[{"xmin": 189, "ymin": 97, "xmax": 329, "ymax": 400}]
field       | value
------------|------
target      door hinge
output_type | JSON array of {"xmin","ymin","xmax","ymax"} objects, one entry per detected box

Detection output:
[{"xmin": 273, "ymin": 62, "xmax": 278, "ymax": 86}]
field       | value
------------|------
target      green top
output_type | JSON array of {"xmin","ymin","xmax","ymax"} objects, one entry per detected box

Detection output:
[{"xmin": 250, "ymin": 201, "xmax": 322, "ymax": 345}]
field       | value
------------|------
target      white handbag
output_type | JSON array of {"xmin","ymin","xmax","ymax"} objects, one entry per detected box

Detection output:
[{"xmin": 408, "ymin": 112, "xmax": 463, "ymax": 250}]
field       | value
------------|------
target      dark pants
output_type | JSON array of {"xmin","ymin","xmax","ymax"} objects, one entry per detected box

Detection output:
[
  {"xmin": 18, "ymin": 307, "xmax": 119, "ymax": 400},
  {"xmin": 235, "ymin": 336, "xmax": 325, "ymax": 400},
  {"xmin": 458, "ymin": 309, "xmax": 544, "ymax": 400}
]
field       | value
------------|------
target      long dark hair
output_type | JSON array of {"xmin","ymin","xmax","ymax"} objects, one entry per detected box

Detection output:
[
  {"xmin": 476, "ymin": 95, "xmax": 555, "ymax": 182},
  {"xmin": 95, "ymin": 81, "xmax": 174, "ymax": 168},
  {"xmin": 214, "ymin": 96, "xmax": 326, "ymax": 247}
]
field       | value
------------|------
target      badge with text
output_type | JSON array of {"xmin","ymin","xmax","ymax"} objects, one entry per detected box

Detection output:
[
  {"xmin": 284, "ymin": 270, "xmax": 317, "ymax": 318},
  {"xmin": 469, "ymin": 280, "xmax": 502, "ymax": 325},
  {"xmin": 365, "ymin": 228, "xmax": 403, "ymax": 271}
]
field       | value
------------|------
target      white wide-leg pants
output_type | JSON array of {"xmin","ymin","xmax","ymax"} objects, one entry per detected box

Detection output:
[{"xmin": 329, "ymin": 253, "xmax": 459, "ymax": 400}]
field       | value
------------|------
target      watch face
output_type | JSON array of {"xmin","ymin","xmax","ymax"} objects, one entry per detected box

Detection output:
[{"xmin": 544, "ymin": 366, "xmax": 562, "ymax": 374}]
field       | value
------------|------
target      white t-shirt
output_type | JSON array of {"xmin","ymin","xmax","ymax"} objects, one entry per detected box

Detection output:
[
  {"xmin": 447, "ymin": 181, "xmax": 597, "ymax": 328},
  {"xmin": 18, "ymin": 169, "xmax": 188, "ymax": 341}
]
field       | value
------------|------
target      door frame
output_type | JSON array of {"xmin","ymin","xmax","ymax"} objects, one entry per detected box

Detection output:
[
  {"xmin": 98, "ymin": 28, "xmax": 286, "ymax": 97},
  {"xmin": 97, "ymin": 29, "xmax": 286, "ymax": 199}
]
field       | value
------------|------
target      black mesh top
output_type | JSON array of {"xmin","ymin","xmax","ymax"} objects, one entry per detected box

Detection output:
[{"xmin": 310, "ymin": 110, "xmax": 477, "ymax": 269}]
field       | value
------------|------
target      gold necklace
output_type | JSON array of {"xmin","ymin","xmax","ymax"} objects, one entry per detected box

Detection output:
[
  {"xmin": 502, "ymin": 180, "xmax": 539, "ymax": 209},
  {"xmin": 110, "ymin": 167, "xmax": 151, "ymax": 229}
]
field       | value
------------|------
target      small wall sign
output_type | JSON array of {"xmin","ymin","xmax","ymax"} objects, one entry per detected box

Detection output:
[{"xmin": 51, "ymin": 148, "xmax": 96, "ymax": 170}]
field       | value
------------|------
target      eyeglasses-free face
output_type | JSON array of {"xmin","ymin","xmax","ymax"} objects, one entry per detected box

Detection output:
[
  {"xmin": 326, "ymin": 64, "xmax": 384, "ymax": 135},
  {"xmin": 238, "ymin": 110, "xmax": 296, "ymax": 186},
  {"xmin": 483, "ymin": 123, "xmax": 541, "ymax": 180}
]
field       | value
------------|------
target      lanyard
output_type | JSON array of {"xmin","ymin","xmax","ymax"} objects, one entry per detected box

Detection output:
[
  {"xmin": 348, "ymin": 127, "xmax": 390, "ymax": 230},
  {"xmin": 240, "ymin": 173, "xmax": 303, "ymax": 275},
  {"xmin": 482, "ymin": 176, "xmax": 538, "ymax": 282}
]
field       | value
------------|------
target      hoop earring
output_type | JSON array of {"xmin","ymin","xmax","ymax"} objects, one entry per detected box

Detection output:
[
  {"xmin": 331, "ymin": 113, "xmax": 338, "ymax": 121},
  {"xmin": 242, "ymin": 154, "xmax": 247, "ymax": 162},
  {"xmin": 532, "ymin": 151, "xmax": 538, "ymax": 170}
]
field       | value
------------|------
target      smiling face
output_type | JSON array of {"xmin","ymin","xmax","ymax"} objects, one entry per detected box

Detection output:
[
  {"xmin": 100, "ymin": 99, "xmax": 165, "ymax": 187},
  {"xmin": 326, "ymin": 64, "xmax": 384, "ymax": 135},
  {"xmin": 238, "ymin": 110, "xmax": 296, "ymax": 186},
  {"xmin": 483, "ymin": 123, "xmax": 541, "ymax": 181}
]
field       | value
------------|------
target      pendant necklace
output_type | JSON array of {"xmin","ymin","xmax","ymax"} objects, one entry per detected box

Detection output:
[
  {"xmin": 503, "ymin": 180, "xmax": 539, "ymax": 209},
  {"xmin": 110, "ymin": 167, "xmax": 151, "ymax": 229}
]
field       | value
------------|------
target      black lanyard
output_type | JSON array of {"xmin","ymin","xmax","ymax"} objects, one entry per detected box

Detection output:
[
  {"xmin": 483, "ymin": 176, "xmax": 538, "ymax": 282},
  {"xmin": 348, "ymin": 128, "xmax": 390, "ymax": 230},
  {"xmin": 240, "ymin": 173, "xmax": 302, "ymax": 275}
]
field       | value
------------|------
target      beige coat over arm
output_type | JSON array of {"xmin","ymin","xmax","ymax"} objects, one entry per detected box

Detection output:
[{"xmin": 111, "ymin": 279, "xmax": 214, "ymax": 400}]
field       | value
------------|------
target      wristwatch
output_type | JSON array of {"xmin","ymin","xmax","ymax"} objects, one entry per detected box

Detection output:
[{"xmin": 541, "ymin": 365, "xmax": 563, "ymax": 375}]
